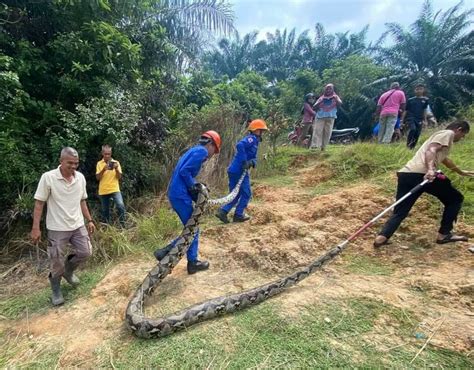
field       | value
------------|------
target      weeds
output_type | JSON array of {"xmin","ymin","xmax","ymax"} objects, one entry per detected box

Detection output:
[
  {"xmin": 343, "ymin": 254, "xmax": 395, "ymax": 276},
  {"xmin": 98, "ymin": 297, "xmax": 471, "ymax": 368},
  {"xmin": 255, "ymin": 144, "xmax": 313, "ymax": 179},
  {"xmin": 0, "ymin": 332, "xmax": 62, "ymax": 368},
  {"xmin": 0, "ymin": 266, "xmax": 107, "ymax": 319},
  {"xmin": 88, "ymin": 202, "xmax": 180, "ymax": 264}
]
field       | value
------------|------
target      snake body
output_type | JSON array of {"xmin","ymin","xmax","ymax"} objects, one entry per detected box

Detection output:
[{"xmin": 125, "ymin": 173, "xmax": 347, "ymax": 338}]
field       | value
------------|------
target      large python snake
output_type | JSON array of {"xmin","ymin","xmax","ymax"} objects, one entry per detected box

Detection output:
[{"xmin": 125, "ymin": 172, "xmax": 349, "ymax": 338}]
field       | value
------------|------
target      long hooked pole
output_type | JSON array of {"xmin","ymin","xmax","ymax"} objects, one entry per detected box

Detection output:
[{"xmin": 336, "ymin": 171, "xmax": 444, "ymax": 249}]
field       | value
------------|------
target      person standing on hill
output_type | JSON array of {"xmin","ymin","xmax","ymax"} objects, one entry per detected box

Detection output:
[
  {"xmin": 216, "ymin": 119, "xmax": 268, "ymax": 223},
  {"xmin": 374, "ymin": 121, "xmax": 473, "ymax": 249},
  {"xmin": 31, "ymin": 147, "xmax": 95, "ymax": 306},
  {"xmin": 153, "ymin": 130, "xmax": 221, "ymax": 274},
  {"xmin": 404, "ymin": 84, "xmax": 429, "ymax": 150},
  {"xmin": 96, "ymin": 145, "xmax": 126, "ymax": 227},
  {"xmin": 375, "ymin": 82, "xmax": 406, "ymax": 144},
  {"xmin": 297, "ymin": 93, "xmax": 316, "ymax": 147},
  {"xmin": 310, "ymin": 84, "xmax": 342, "ymax": 151}
]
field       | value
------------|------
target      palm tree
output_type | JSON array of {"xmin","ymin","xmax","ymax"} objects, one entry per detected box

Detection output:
[
  {"xmin": 254, "ymin": 28, "xmax": 308, "ymax": 82},
  {"xmin": 374, "ymin": 0, "xmax": 473, "ymax": 117},
  {"xmin": 305, "ymin": 23, "xmax": 369, "ymax": 74},
  {"xmin": 205, "ymin": 31, "xmax": 258, "ymax": 79},
  {"xmin": 134, "ymin": 0, "xmax": 235, "ymax": 68}
]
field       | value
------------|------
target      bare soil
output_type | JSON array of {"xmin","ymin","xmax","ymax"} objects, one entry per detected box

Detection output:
[{"xmin": 1, "ymin": 163, "xmax": 473, "ymax": 367}]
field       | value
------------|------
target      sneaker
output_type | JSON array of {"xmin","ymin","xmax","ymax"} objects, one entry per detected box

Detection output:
[
  {"xmin": 233, "ymin": 213, "xmax": 251, "ymax": 222},
  {"xmin": 187, "ymin": 260, "xmax": 210, "ymax": 274},
  {"xmin": 215, "ymin": 209, "xmax": 229, "ymax": 224},
  {"xmin": 154, "ymin": 244, "xmax": 173, "ymax": 261}
]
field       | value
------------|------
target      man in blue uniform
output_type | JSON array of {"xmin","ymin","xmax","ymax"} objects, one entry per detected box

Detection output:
[
  {"xmin": 154, "ymin": 130, "xmax": 221, "ymax": 274},
  {"xmin": 216, "ymin": 119, "xmax": 268, "ymax": 223}
]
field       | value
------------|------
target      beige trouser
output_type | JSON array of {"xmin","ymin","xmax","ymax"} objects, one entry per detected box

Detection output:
[
  {"xmin": 310, "ymin": 117, "xmax": 335, "ymax": 149},
  {"xmin": 378, "ymin": 114, "xmax": 397, "ymax": 143},
  {"xmin": 47, "ymin": 226, "xmax": 92, "ymax": 278}
]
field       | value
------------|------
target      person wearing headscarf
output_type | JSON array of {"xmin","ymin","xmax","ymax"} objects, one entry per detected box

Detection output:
[{"xmin": 310, "ymin": 84, "xmax": 342, "ymax": 151}]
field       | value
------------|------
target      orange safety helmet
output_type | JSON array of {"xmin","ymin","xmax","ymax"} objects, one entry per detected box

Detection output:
[
  {"xmin": 248, "ymin": 119, "xmax": 268, "ymax": 132},
  {"xmin": 201, "ymin": 130, "xmax": 222, "ymax": 153}
]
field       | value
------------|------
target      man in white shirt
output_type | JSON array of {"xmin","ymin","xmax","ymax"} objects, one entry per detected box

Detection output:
[
  {"xmin": 31, "ymin": 147, "xmax": 96, "ymax": 306},
  {"xmin": 374, "ymin": 121, "xmax": 472, "ymax": 248}
]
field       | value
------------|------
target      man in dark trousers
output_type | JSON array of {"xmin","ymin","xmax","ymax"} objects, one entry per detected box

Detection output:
[
  {"xmin": 153, "ymin": 130, "xmax": 221, "ymax": 274},
  {"xmin": 374, "ymin": 121, "xmax": 472, "ymax": 248},
  {"xmin": 404, "ymin": 84, "xmax": 430, "ymax": 149},
  {"xmin": 216, "ymin": 119, "xmax": 268, "ymax": 223}
]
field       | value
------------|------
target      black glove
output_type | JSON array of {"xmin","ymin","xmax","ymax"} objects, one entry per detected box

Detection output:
[
  {"xmin": 242, "ymin": 161, "xmax": 252, "ymax": 170},
  {"xmin": 189, "ymin": 183, "xmax": 205, "ymax": 201},
  {"xmin": 250, "ymin": 159, "xmax": 257, "ymax": 168}
]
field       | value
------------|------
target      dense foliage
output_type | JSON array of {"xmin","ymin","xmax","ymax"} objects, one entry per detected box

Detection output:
[{"xmin": 0, "ymin": 0, "xmax": 472, "ymax": 234}]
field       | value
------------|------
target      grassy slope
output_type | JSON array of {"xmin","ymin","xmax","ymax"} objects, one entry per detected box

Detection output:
[
  {"xmin": 1, "ymin": 132, "xmax": 473, "ymax": 367},
  {"xmin": 257, "ymin": 130, "xmax": 473, "ymax": 220}
]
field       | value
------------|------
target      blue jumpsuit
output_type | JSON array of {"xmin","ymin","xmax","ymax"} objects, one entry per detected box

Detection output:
[
  {"xmin": 220, "ymin": 133, "xmax": 260, "ymax": 217},
  {"xmin": 167, "ymin": 145, "xmax": 208, "ymax": 262}
]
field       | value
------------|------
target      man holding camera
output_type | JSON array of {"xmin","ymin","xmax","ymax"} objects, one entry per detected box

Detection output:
[{"xmin": 96, "ymin": 144, "xmax": 126, "ymax": 226}]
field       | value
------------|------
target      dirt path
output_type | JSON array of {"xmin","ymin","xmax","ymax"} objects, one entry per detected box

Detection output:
[{"xmin": 2, "ymin": 162, "xmax": 473, "ymax": 367}]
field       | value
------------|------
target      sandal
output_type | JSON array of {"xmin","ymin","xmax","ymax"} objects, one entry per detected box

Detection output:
[
  {"xmin": 373, "ymin": 239, "xmax": 392, "ymax": 248},
  {"xmin": 436, "ymin": 233, "xmax": 469, "ymax": 244}
]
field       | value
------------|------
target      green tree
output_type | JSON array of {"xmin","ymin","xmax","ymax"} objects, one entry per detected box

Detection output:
[
  {"xmin": 375, "ymin": 0, "xmax": 473, "ymax": 118},
  {"xmin": 0, "ymin": 0, "xmax": 235, "ymax": 232},
  {"xmin": 304, "ymin": 23, "xmax": 369, "ymax": 74},
  {"xmin": 205, "ymin": 31, "xmax": 258, "ymax": 79},
  {"xmin": 275, "ymin": 69, "xmax": 322, "ymax": 120},
  {"xmin": 253, "ymin": 28, "xmax": 308, "ymax": 82}
]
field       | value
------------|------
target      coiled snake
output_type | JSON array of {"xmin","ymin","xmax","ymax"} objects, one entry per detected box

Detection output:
[{"xmin": 125, "ymin": 173, "xmax": 348, "ymax": 338}]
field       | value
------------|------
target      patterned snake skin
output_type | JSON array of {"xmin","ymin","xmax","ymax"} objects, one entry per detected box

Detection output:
[{"xmin": 125, "ymin": 172, "xmax": 348, "ymax": 338}]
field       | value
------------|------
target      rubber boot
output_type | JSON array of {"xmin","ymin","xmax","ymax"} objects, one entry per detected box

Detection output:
[
  {"xmin": 215, "ymin": 209, "xmax": 229, "ymax": 224},
  {"xmin": 233, "ymin": 213, "xmax": 251, "ymax": 222},
  {"xmin": 63, "ymin": 255, "xmax": 80, "ymax": 286},
  {"xmin": 49, "ymin": 273, "xmax": 65, "ymax": 306},
  {"xmin": 187, "ymin": 260, "xmax": 210, "ymax": 274},
  {"xmin": 154, "ymin": 243, "xmax": 174, "ymax": 261}
]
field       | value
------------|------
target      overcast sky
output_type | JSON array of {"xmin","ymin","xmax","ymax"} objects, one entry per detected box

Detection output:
[{"xmin": 231, "ymin": 0, "xmax": 470, "ymax": 42}]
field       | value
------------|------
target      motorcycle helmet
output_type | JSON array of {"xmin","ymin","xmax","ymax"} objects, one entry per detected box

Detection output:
[{"xmin": 304, "ymin": 93, "xmax": 315, "ymax": 102}]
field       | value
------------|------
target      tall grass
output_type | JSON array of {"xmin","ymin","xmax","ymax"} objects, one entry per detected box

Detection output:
[
  {"xmin": 91, "ymin": 202, "xmax": 181, "ymax": 263},
  {"xmin": 326, "ymin": 129, "xmax": 474, "ymax": 220}
]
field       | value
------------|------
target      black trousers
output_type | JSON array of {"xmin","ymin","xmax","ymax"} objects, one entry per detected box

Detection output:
[
  {"xmin": 406, "ymin": 119, "xmax": 422, "ymax": 149},
  {"xmin": 379, "ymin": 172, "xmax": 464, "ymax": 239}
]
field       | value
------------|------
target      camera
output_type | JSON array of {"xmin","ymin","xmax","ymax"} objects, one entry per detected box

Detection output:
[{"xmin": 108, "ymin": 161, "xmax": 115, "ymax": 170}]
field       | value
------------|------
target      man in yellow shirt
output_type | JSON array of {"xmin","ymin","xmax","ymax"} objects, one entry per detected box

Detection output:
[{"xmin": 96, "ymin": 145, "xmax": 126, "ymax": 226}]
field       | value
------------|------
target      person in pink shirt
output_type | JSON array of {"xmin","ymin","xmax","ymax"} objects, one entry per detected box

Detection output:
[{"xmin": 375, "ymin": 82, "xmax": 406, "ymax": 144}]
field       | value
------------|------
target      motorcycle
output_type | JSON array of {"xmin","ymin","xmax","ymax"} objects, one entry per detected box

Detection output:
[
  {"xmin": 329, "ymin": 127, "xmax": 360, "ymax": 144},
  {"xmin": 288, "ymin": 123, "xmax": 359, "ymax": 146}
]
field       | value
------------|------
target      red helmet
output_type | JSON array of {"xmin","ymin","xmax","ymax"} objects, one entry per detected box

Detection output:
[
  {"xmin": 201, "ymin": 130, "xmax": 221, "ymax": 153},
  {"xmin": 248, "ymin": 119, "xmax": 268, "ymax": 132}
]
